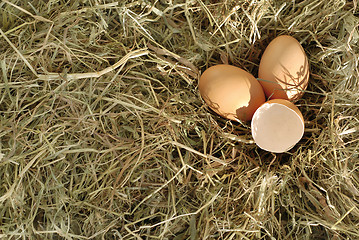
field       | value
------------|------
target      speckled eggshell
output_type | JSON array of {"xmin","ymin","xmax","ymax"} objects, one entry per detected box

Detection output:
[
  {"xmin": 258, "ymin": 35, "xmax": 309, "ymax": 101},
  {"xmin": 199, "ymin": 64, "xmax": 266, "ymax": 122}
]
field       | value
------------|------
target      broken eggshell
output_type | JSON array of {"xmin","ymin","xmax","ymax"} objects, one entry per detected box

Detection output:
[{"xmin": 251, "ymin": 99, "xmax": 304, "ymax": 153}]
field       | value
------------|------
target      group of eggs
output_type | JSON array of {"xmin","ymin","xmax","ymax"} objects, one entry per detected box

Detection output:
[{"xmin": 199, "ymin": 35, "xmax": 309, "ymax": 153}]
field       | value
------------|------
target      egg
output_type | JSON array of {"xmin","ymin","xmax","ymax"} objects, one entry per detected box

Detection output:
[
  {"xmin": 251, "ymin": 99, "xmax": 304, "ymax": 153},
  {"xmin": 199, "ymin": 64, "xmax": 266, "ymax": 121},
  {"xmin": 258, "ymin": 35, "xmax": 309, "ymax": 101}
]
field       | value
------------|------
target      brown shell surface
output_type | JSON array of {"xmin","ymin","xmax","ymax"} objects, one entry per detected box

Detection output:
[
  {"xmin": 258, "ymin": 35, "xmax": 309, "ymax": 101},
  {"xmin": 199, "ymin": 64, "xmax": 265, "ymax": 121}
]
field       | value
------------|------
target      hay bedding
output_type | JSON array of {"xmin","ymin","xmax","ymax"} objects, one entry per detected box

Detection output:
[{"xmin": 0, "ymin": 0, "xmax": 358, "ymax": 239}]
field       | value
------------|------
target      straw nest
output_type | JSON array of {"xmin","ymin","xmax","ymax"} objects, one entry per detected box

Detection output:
[{"xmin": 0, "ymin": 0, "xmax": 358, "ymax": 239}]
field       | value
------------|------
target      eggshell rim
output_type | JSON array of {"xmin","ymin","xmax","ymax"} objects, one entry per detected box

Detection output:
[{"xmin": 251, "ymin": 101, "xmax": 304, "ymax": 153}]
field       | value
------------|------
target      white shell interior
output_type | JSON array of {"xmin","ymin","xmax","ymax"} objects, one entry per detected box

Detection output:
[{"xmin": 251, "ymin": 103, "xmax": 304, "ymax": 153}]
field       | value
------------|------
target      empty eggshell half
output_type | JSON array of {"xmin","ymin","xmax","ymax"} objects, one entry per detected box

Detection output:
[
  {"xmin": 258, "ymin": 35, "xmax": 309, "ymax": 101},
  {"xmin": 251, "ymin": 99, "xmax": 304, "ymax": 153}
]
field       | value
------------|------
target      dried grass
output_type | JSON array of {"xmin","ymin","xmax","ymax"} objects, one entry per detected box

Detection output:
[{"xmin": 0, "ymin": 0, "xmax": 359, "ymax": 239}]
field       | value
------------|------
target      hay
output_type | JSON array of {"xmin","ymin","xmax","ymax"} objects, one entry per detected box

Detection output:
[{"xmin": 0, "ymin": 0, "xmax": 358, "ymax": 239}]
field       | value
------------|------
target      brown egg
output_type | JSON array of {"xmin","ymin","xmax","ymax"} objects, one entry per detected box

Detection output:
[
  {"xmin": 251, "ymin": 99, "xmax": 304, "ymax": 153},
  {"xmin": 199, "ymin": 64, "xmax": 266, "ymax": 121},
  {"xmin": 258, "ymin": 35, "xmax": 309, "ymax": 101}
]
